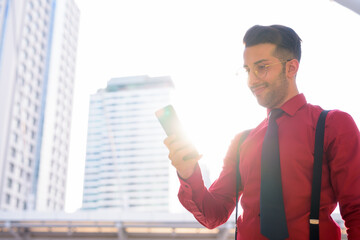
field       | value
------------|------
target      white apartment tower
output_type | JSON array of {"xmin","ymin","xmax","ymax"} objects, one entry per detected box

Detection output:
[
  {"xmin": 82, "ymin": 75, "xmax": 174, "ymax": 212},
  {"xmin": 0, "ymin": 0, "xmax": 80, "ymax": 211}
]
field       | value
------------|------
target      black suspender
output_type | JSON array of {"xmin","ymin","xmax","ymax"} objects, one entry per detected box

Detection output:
[
  {"xmin": 309, "ymin": 110, "xmax": 330, "ymax": 240},
  {"xmin": 235, "ymin": 110, "xmax": 329, "ymax": 240}
]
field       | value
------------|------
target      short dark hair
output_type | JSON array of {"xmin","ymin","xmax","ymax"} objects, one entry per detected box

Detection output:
[{"xmin": 243, "ymin": 25, "xmax": 302, "ymax": 62}]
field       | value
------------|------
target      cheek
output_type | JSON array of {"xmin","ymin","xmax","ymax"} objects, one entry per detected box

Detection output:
[
  {"xmin": 247, "ymin": 78, "xmax": 251, "ymax": 87},
  {"xmin": 266, "ymin": 71, "xmax": 283, "ymax": 86}
]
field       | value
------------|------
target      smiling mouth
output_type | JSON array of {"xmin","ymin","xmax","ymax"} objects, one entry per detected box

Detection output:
[{"xmin": 251, "ymin": 84, "xmax": 267, "ymax": 95}]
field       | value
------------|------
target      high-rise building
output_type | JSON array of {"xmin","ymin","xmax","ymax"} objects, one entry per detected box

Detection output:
[
  {"xmin": 82, "ymin": 75, "xmax": 175, "ymax": 212},
  {"xmin": 0, "ymin": 0, "xmax": 80, "ymax": 211}
]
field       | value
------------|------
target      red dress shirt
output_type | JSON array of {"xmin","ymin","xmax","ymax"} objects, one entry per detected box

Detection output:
[{"xmin": 178, "ymin": 94, "xmax": 360, "ymax": 240}]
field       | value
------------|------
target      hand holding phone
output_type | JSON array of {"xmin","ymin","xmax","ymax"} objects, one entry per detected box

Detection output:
[{"xmin": 155, "ymin": 105, "xmax": 199, "ymax": 160}]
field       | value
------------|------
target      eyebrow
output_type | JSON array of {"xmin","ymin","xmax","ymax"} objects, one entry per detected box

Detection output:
[{"xmin": 243, "ymin": 59, "xmax": 268, "ymax": 68}]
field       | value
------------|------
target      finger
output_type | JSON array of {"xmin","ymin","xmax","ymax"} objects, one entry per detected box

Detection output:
[
  {"xmin": 164, "ymin": 134, "xmax": 178, "ymax": 148},
  {"xmin": 173, "ymin": 145, "xmax": 198, "ymax": 161},
  {"xmin": 168, "ymin": 145, "xmax": 190, "ymax": 161},
  {"xmin": 164, "ymin": 135, "xmax": 189, "ymax": 151},
  {"xmin": 167, "ymin": 140, "xmax": 189, "ymax": 161},
  {"xmin": 183, "ymin": 151, "xmax": 200, "ymax": 161},
  {"xmin": 171, "ymin": 141, "xmax": 193, "ymax": 156},
  {"xmin": 171, "ymin": 151, "xmax": 202, "ymax": 169}
]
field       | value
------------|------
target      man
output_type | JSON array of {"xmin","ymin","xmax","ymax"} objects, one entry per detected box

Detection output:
[{"xmin": 164, "ymin": 25, "xmax": 360, "ymax": 239}]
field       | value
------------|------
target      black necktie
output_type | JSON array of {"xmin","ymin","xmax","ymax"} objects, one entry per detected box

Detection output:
[{"xmin": 260, "ymin": 109, "xmax": 289, "ymax": 240}]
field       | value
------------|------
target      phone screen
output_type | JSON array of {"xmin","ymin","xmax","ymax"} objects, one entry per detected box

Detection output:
[
  {"xmin": 155, "ymin": 105, "xmax": 199, "ymax": 160},
  {"xmin": 155, "ymin": 105, "xmax": 183, "ymax": 136}
]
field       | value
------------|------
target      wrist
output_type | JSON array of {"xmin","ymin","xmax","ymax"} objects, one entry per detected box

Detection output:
[
  {"xmin": 177, "ymin": 169, "xmax": 195, "ymax": 180},
  {"xmin": 177, "ymin": 164, "xmax": 197, "ymax": 179}
]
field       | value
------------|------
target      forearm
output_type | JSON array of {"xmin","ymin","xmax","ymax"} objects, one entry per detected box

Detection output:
[{"xmin": 178, "ymin": 164, "xmax": 237, "ymax": 229}]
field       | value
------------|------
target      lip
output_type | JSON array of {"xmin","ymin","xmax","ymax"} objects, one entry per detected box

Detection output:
[{"xmin": 251, "ymin": 84, "xmax": 267, "ymax": 96}]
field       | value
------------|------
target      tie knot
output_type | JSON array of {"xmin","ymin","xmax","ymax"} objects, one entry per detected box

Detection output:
[{"xmin": 269, "ymin": 109, "xmax": 283, "ymax": 122}]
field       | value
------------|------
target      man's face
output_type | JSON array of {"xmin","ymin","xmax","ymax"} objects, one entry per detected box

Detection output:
[{"xmin": 243, "ymin": 43, "xmax": 290, "ymax": 109}]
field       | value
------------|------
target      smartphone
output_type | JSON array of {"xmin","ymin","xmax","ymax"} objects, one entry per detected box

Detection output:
[
  {"xmin": 155, "ymin": 105, "xmax": 199, "ymax": 160},
  {"xmin": 155, "ymin": 105, "xmax": 183, "ymax": 136}
]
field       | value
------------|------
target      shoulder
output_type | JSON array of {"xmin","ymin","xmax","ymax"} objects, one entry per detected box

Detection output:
[
  {"xmin": 225, "ymin": 129, "xmax": 254, "ymax": 159},
  {"xmin": 323, "ymin": 110, "xmax": 360, "ymax": 151},
  {"xmin": 231, "ymin": 129, "xmax": 253, "ymax": 147},
  {"xmin": 303, "ymin": 102, "xmax": 356, "ymax": 126},
  {"xmin": 326, "ymin": 110, "xmax": 359, "ymax": 133},
  {"xmin": 327, "ymin": 109, "xmax": 355, "ymax": 121},
  {"xmin": 299, "ymin": 103, "xmax": 357, "ymax": 131}
]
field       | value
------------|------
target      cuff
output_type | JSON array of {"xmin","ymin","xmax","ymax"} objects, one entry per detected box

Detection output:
[{"xmin": 178, "ymin": 163, "xmax": 205, "ymax": 193}]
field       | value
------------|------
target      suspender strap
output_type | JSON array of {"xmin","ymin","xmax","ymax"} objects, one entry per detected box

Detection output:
[
  {"xmin": 235, "ymin": 129, "xmax": 251, "ymax": 240},
  {"xmin": 309, "ymin": 110, "xmax": 330, "ymax": 240}
]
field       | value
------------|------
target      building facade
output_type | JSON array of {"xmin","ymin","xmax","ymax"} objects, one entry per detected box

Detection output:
[
  {"xmin": 0, "ymin": 0, "xmax": 79, "ymax": 211},
  {"xmin": 82, "ymin": 75, "xmax": 175, "ymax": 212}
]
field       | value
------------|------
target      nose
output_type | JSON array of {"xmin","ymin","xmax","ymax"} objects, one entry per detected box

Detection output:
[{"xmin": 247, "ymin": 70, "xmax": 261, "ymax": 87}]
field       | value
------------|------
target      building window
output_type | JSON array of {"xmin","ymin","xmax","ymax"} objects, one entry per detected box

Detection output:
[
  {"xmin": 31, "ymin": 131, "xmax": 36, "ymax": 139},
  {"xmin": 28, "ymin": 1, "xmax": 34, "ymax": 9},
  {"xmin": 27, "ymin": 12, "xmax": 33, "ymax": 22},
  {"xmin": 13, "ymin": 133, "xmax": 18, "ymax": 143},
  {"xmin": 11, "ymin": 147, "xmax": 16, "ymax": 158},
  {"xmin": 20, "ymin": 50, "xmax": 28, "ymax": 61},
  {"xmin": 9, "ymin": 163, "xmax": 15, "ymax": 173},
  {"xmin": 22, "ymin": 38, "xmax": 29, "ymax": 49},
  {"xmin": 7, "ymin": 178, "xmax": 13, "ymax": 188},
  {"xmin": 6, "ymin": 194, "xmax": 11, "ymax": 205},
  {"xmin": 20, "ymin": 63, "xmax": 26, "ymax": 75},
  {"xmin": 25, "ymin": 25, "xmax": 31, "ymax": 34},
  {"xmin": 29, "ymin": 144, "xmax": 34, "ymax": 153}
]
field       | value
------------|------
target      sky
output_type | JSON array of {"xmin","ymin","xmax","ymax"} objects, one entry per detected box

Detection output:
[{"xmin": 66, "ymin": 0, "xmax": 360, "ymax": 212}]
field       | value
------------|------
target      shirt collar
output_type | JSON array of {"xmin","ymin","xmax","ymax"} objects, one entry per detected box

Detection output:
[{"xmin": 267, "ymin": 93, "xmax": 307, "ymax": 117}]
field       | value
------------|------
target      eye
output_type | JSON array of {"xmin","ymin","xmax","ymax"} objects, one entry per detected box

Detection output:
[
  {"xmin": 255, "ymin": 64, "xmax": 268, "ymax": 75},
  {"xmin": 244, "ymin": 67, "xmax": 250, "ymax": 74},
  {"xmin": 256, "ymin": 64, "xmax": 267, "ymax": 71}
]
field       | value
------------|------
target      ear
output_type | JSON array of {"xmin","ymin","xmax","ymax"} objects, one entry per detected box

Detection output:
[{"xmin": 286, "ymin": 59, "xmax": 299, "ymax": 79}]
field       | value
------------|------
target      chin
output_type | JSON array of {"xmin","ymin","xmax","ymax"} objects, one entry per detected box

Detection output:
[{"xmin": 256, "ymin": 98, "xmax": 269, "ymax": 108}]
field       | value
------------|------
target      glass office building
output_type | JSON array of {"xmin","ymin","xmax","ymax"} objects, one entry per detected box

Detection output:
[
  {"xmin": 82, "ymin": 75, "xmax": 175, "ymax": 212},
  {"xmin": 0, "ymin": 0, "xmax": 79, "ymax": 211}
]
